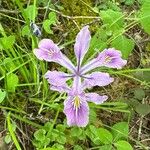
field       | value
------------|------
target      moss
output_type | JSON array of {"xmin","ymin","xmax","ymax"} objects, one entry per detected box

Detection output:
[
  {"xmin": 59, "ymin": 0, "xmax": 99, "ymax": 56},
  {"xmin": 61, "ymin": 0, "xmax": 97, "ymax": 28},
  {"xmin": 61, "ymin": 0, "xmax": 94, "ymax": 16}
]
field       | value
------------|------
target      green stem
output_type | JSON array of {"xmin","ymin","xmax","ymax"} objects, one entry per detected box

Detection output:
[
  {"xmin": 11, "ymin": 113, "xmax": 43, "ymax": 128},
  {"xmin": 47, "ymin": 108, "xmax": 60, "ymax": 137}
]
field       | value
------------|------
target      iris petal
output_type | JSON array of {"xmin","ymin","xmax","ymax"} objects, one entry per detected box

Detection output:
[
  {"xmin": 34, "ymin": 39, "xmax": 76, "ymax": 73},
  {"xmin": 38, "ymin": 39, "xmax": 59, "ymax": 50},
  {"xmin": 82, "ymin": 72, "xmax": 114, "ymax": 89},
  {"xmin": 74, "ymin": 26, "xmax": 91, "ymax": 68},
  {"xmin": 86, "ymin": 93, "xmax": 108, "ymax": 104},
  {"xmin": 45, "ymin": 71, "xmax": 71, "ymax": 93},
  {"xmin": 80, "ymin": 48, "xmax": 127, "ymax": 74},
  {"xmin": 97, "ymin": 48, "xmax": 127, "ymax": 69},
  {"xmin": 64, "ymin": 96, "xmax": 89, "ymax": 127}
]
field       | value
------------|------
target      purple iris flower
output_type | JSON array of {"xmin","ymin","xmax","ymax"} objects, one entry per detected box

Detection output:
[{"xmin": 34, "ymin": 26, "xmax": 127, "ymax": 127}]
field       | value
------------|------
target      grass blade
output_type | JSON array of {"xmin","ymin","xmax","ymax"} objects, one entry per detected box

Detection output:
[{"xmin": 7, "ymin": 112, "xmax": 21, "ymax": 150}]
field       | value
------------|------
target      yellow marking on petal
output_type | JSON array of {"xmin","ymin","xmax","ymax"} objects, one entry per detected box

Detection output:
[
  {"xmin": 74, "ymin": 96, "xmax": 81, "ymax": 108},
  {"xmin": 46, "ymin": 49, "xmax": 57, "ymax": 57},
  {"xmin": 48, "ymin": 50, "xmax": 54, "ymax": 56},
  {"xmin": 104, "ymin": 56, "xmax": 112, "ymax": 63}
]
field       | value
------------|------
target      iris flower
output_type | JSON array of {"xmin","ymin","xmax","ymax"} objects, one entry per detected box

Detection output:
[{"xmin": 34, "ymin": 26, "xmax": 127, "ymax": 127}]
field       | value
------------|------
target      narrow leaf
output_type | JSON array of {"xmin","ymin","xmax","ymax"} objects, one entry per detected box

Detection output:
[
  {"xmin": 7, "ymin": 112, "xmax": 21, "ymax": 150},
  {"xmin": 6, "ymin": 73, "xmax": 19, "ymax": 92},
  {"xmin": 0, "ymin": 89, "xmax": 6, "ymax": 103}
]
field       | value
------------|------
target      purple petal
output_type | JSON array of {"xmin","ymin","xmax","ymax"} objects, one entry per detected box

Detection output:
[
  {"xmin": 50, "ymin": 85, "xmax": 70, "ymax": 93},
  {"xmin": 74, "ymin": 26, "xmax": 91, "ymax": 66},
  {"xmin": 59, "ymin": 54, "xmax": 76, "ymax": 73},
  {"xmin": 33, "ymin": 48, "xmax": 60, "ymax": 62},
  {"xmin": 44, "ymin": 71, "xmax": 70, "ymax": 93},
  {"xmin": 80, "ymin": 48, "xmax": 127, "ymax": 74},
  {"xmin": 80, "ymin": 58, "xmax": 98, "ymax": 74},
  {"xmin": 39, "ymin": 39, "xmax": 60, "ymax": 51},
  {"xmin": 64, "ymin": 96, "xmax": 89, "ymax": 127},
  {"xmin": 72, "ymin": 76, "xmax": 82, "ymax": 94},
  {"xmin": 44, "ymin": 71, "xmax": 70, "ymax": 86},
  {"xmin": 86, "ymin": 93, "xmax": 108, "ymax": 104},
  {"xmin": 82, "ymin": 72, "xmax": 114, "ymax": 89},
  {"xmin": 34, "ymin": 39, "xmax": 61, "ymax": 61},
  {"xmin": 34, "ymin": 39, "xmax": 76, "ymax": 73},
  {"xmin": 97, "ymin": 48, "xmax": 127, "ymax": 69}
]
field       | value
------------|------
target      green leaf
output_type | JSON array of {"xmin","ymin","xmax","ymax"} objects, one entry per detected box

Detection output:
[
  {"xmin": 71, "ymin": 127, "xmax": 85, "ymax": 140},
  {"xmin": 34, "ymin": 129, "xmax": 46, "ymax": 141},
  {"xmin": 111, "ymin": 122, "xmax": 129, "ymax": 141},
  {"xmin": 86, "ymin": 123, "xmax": 112, "ymax": 145},
  {"xmin": 100, "ymin": 9, "xmax": 124, "ymax": 31},
  {"xmin": 134, "ymin": 88, "xmax": 145, "ymax": 100},
  {"xmin": 7, "ymin": 112, "xmax": 21, "ymax": 150},
  {"xmin": 6, "ymin": 73, "xmax": 19, "ymax": 92},
  {"xmin": 92, "ymin": 137, "xmax": 101, "ymax": 145},
  {"xmin": 85, "ymin": 126, "xmax": 96, "ymax": 142},
  {"xmin": 43, "ymin": 20, "xmax": 53, "ymax": 34},
  {"xmin": 134, "ymin": 71, "xmax": 150, "ymax": 82},
  {"xmin": 0, "ymin": 35, "xmax": 15, "ymax": 50},
  {"xmin": 74, "ymin": 145, "xmax": 83, "ymax": 150},
  {"xmin": 43, "ymin": 12, "xmax": 57, "ymax": 34},
  {"xmin": 50, "ymin": 129, "xmax": 59, "ymax": 141},
  {"xmin": 98, "ymin": 144, "xmax": 113, "ymax": 150},
  {"xmin": 85, "ymin": 125, "xmax": 101, "ymax": 145},
  {"xmin": 57, "ymin": 135, "xmax": 66, "ymax": 144},
  {"xmin": 40, "ymin": 148, "xmax": 57, "ymax": 150},
  {"xmin": 84, "ymin": 28, "xmax": 107, "ymax": 61},
  {"xmin": 89, "ymin": 108, "xmax": 97, "ymax": 123},
  {"xmin": 32, "ymin": 140, "xmax": 43, "ymax": 148},
  {"xmin": 4, "ymin": 135, "xmax": 11, "ymax": 144},
  {"xmin": 0, "ymin": 89, "xmax": 6, "ymax": 103},
  {"xmin": 138, "ymin": 0, "xmax": 149, "ymax": 4},
  {"xmin": 78, "ymin": 131, "xmax": 86, "ymax": 140},
  {"xmin": 107, "ymin": 1, "xmax": 121, "ymax": 11},
  {"xmin": 135, "ymin": 104, "xmax": 150, "ymax": 116},
  {"xmin": 44, "ymin": 122, "xmax": 52, "ymax": 132},
  {"xmin": 21, "ymin": 25, "xmax": 31, "ymax": 37},
  {"xmin": 111, "ymin": 35, "xmax": 135, "ymax": 58},
  {"xmin": 89, "ymin": 125, "xmax": 98, "ymax": 136},
  {"xmin": 125, "ymin": 0, "xmax": 135, "ymax": 5},
  {"xmin": 114, "ymin": 140, "xmax": 133, "ymax": 150},
  {"xmin": 24, "ymin": 5, "xmax": 37, "ymax": 20},
  {"xmin": 52, "ymin": 143, "xmax": 64, "ymax": 150},
  {"xmin": 89, "ymin": 28, "xmax": 107, "ymax": 51},
  {"xmin": 71, "ymin": 127, "xmax": 82, "ymax": 137},
  {"xmin": 126, "ymin": 98, "xmax": 140, "ymax": 108},
  {"xmin": 43, "ymin": 137, "xmax": 50, "ymax": 146},
  {"xmin": 97, "ymin": 128, "xmax": 113, "ymax": 144},
  {"xmin": 139, "ymin": 1, "xmax": 150, "ymax": 34},
  {"xmin": 3, "ymin": 57, "xmax": 16, "ymax": 71},
  {"xmin": 48, "ymin": 12, "xmax": 57, "ymax": 22},
  {"xmin": 56, "ymin": 124, "xmax": 65, "ymax": 132}
]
